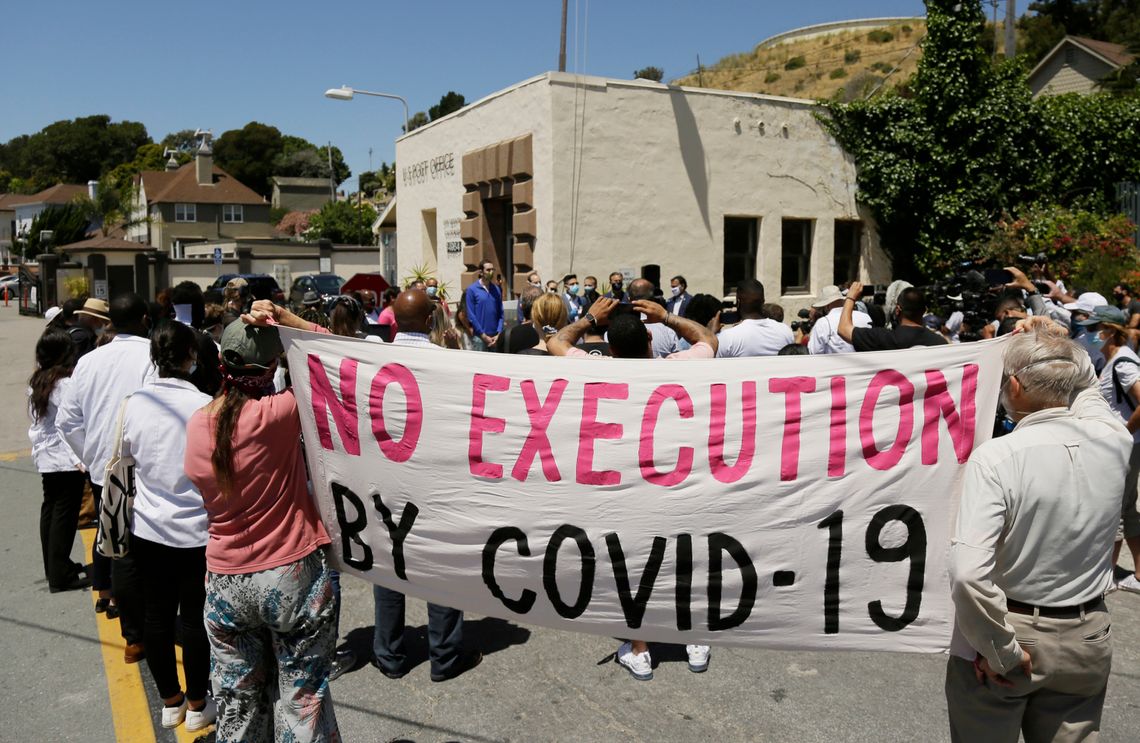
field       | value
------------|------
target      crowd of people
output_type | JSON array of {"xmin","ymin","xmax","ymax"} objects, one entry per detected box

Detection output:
[{"xmin": 23, "ymin": 260, "xmax": 1140, "ymax": 741}]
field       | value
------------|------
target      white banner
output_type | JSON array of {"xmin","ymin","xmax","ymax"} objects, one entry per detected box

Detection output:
[{"xmin": 282, "ymin": 329, "xmax": 1006, "ymax": 653}]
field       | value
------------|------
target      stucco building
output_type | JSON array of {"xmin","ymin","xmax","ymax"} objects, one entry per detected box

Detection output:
[
  {"xmin": 394, "ymin": 72, "xmax": 888, "ymax": 309},
  {"xmin": 271, "ymin": 176, "xmax": 334, "ymax": 212}
]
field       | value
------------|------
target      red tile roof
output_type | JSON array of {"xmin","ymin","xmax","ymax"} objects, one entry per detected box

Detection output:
[{"xmin": 139, "ymin": 161, "xmax": 265, "ymax": 206}]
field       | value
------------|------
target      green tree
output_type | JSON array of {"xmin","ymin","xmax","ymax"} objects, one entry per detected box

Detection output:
[
  {"xmin": 403, "ymin": 111, "xmax": 430, "ymax": 133},
  {"xmin": 358, "ymin": 162, "xmax": 396, "ymax": 196},
  {"xmin": 633, "ymin": 66, "xmax": 665, "ymax": 82},
  {"xmin": 0, "ymin": 116, "xmax": 150, "ymax": 189},
  {"xmin": 75, "ymin": 175, "xmax": 147, "ymax": 236},
  {"xmin": 304, "ymin": 200, "xmax": 378, "ymax": 245},
  {"xmin": 213, "ymin": 122, "xmax": 284, "ymax": 197},
  {"xmin": 429, "ymin": 91, "xmax": 467, "ymax": 121},
  {"xmin": 160, "ymin": 129, "xmax": 203, "ymax": 154},
  {"xmin": 271, "ymin": 136, "xmax": 351, "ymax": 186},
  {"xmin": 22, "ymin": 202, "xmax": 91, "ymax": 258}
]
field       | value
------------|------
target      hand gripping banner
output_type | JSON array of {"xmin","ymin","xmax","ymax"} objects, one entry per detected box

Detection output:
[{"xmin": 282, "ymin": 328, "xmax": 1006, "ymax": 652}]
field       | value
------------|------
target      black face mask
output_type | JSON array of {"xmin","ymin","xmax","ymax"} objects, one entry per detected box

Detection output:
[{"xmin": 612, "ymin": 282, "xmax": 623, "ymax": 291}]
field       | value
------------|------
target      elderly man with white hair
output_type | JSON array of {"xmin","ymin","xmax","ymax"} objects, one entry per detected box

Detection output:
[{"xmin": 946, "ymin": 317, "xmax": 1130, "ymax": 742}]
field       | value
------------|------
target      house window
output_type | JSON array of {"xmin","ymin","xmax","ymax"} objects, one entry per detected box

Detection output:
[
  {"xmin": 833, "ymin": 220, "xmax": 862, "ymax": 285},
  {"xmin": 781, "ymin": 219, "xmax": 813, "ymax": 294},
  {"xmin": 175, "ymin": 203, "xmax": 196, "ymax": 222},
  {"xmin": 723, "ymin": 216, "xmax": 759, "ymax": 295},
  {"xmin": 223, "ymin": 204, "xmax": 244, "ymax": 223}
]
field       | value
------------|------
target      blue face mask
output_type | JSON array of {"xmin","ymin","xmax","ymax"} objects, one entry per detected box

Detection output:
[
  {"xmin": 568, "ymin": 284, "xmax": 580, "ymax": 295},
  {"xmin": 426, "ymin": 286, "xmax": 438, "ymax": 297},
  {"xmin": 1089, "ymin": 334, "xmax": 1105, "ymax": 349}
]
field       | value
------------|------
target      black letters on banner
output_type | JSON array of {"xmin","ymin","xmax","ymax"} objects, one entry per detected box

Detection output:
[
  {"xmin": 371, "ymin": 492, "xmax": 419, "ymax": 581},
  {"xmin": 818, "ymin": 510, "xmax": 843, "ymax": 634},
  {"xmin": 482, "ymin": 527, "xmax": 537, "ymax": 614},
  {"xmin": 542, "ymin": 524, "xmax": 595, "ymax": 619},
  {"xmin": 604, "ymin": 533, "xmax": 667, "ymax": 630},
  {"xmin": 707, "ymin": 532, "xmax": 758, "ymax": 631},
  {"xmin": 865, "ymin": 505, "xmax": 926, "ymax": 632},
  {"xmin": 331, "ymin": 482, "xmax": 373, "ymax": 571},
  {"xmin": 675, "ymin": 533, "xmax": 693, "ymax": 631}
]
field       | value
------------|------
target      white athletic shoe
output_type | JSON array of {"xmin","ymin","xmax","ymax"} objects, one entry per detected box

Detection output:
[
  {"xmin": 1117, "ymin": 574, "xmax": 1140, "ymax": 594},
  {"xmin": 161, "ymin": 698, "xmax": 187, "ymax": 729},
  {"xmin": 616, "ymin": 641, "xmax": 653, "ymax": 681},
  {"xmin": 185, "ymin": 697, "xmax": 218, "ymax": 732},
  {"xmin": 686, "ymin": 644, "xmax": 711, "ymax": 673}
]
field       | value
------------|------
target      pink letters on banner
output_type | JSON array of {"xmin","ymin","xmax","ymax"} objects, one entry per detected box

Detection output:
[
  {"xmin": 921, "ymin": 366, "xmax": 978, "ymax": 465},
  {"xmin": 511, "ymin": 379, "xmax": 569, "ymax": 482},
  {"xmin": 639, "ymin": 384, "xmax": 695, "ymax": 487},
  {"xmin": 469, "ymin": 374, "xmax": 510, "ymax": 478},
  {"xmin": 708, "ymin": 382, "xmax": 757, "ymax": 484},
  {"xmin": 368, "ymin": 363, "xmax": 423, "ymax": 463},
  {"xmin": 769, "ymin": 377, "xmax": 817, "ymax": 482},
  {"xmin": 308, "ymin": 355, "xmax": 361, "ymax": 456},
  {"xmin": 859, "ymin": 370, "xmax": 915, "ymax": 471},
  {"xmin": 828, "ymin": 376, "xmax": 848, "ymax": 478},
  {"xmin": 577, "ymin": 382, "xmax": 628, "ymax": 485}
]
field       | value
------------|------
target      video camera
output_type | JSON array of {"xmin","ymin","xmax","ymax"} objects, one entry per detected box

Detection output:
[{"xmin": 790, "ymin": 308, "xmax": 813, "ymax": 334}]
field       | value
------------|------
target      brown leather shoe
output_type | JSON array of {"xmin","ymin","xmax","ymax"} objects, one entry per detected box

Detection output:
[{"xmin": 124, "ymin": 643, "xmax": 146, "ymax": 664}]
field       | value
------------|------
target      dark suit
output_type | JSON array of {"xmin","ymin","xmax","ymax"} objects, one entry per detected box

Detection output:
[{"xmin": 666, "ymin": 291, "xmax": 692, "ymax": 318}]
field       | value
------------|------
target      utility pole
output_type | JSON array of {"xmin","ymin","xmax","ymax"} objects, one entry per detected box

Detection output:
[
  {"xmin": 696, "ymin": 54, "xmax": 704, "ymax": 87},
  {"xmin": 558, "ymin": 0, "xmax": 568, "ymax": 72},
  {"xmin": 1005, "ymin": 0, "xmax": 1017, "ymax": 58},
  {"xmin": 327, "ymin": 141, "xmax": 336, "ymax": 201}
]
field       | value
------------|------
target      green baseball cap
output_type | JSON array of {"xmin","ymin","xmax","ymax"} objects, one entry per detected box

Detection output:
[
  {"xmin": 220, "ymin": 321, "xmax": 284, "ymax": 372},
  {"xmin": 1076, "ymin": 305, "xmax": 1127, "ymax": 327}
]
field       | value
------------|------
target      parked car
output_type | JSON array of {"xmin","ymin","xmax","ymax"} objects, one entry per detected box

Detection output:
[
  {"xmin": 204, "ymin": 273, "xmax": 285, "ymax": 305},
  {"xmin": 0, "ymin": 274, "xmax": 20, "ymax": 300},
  {"xmin": 289, "ymin": 273, "xmax": 345, "ymax": 310}
]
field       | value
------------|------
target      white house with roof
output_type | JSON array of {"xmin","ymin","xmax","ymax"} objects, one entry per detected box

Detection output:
[{"xmin": 1028, "ymin": 35, "xmax": 1136, "ymax": 98}]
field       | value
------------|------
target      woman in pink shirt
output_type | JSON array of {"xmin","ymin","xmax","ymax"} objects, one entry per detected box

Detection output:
[{"xmin": 184, "ymin": 319, "xmax": 339, "ymax": 743}]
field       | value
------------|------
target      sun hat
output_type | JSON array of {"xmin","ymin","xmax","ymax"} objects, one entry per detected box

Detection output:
[
  {"xmin": 44, "ymin": 306, "xmax": 62, "ymax": 324},
  {"xmin": 220, "ymin": 321, "xmax": 283, "ymax": 372},
  {"xmin": 811, "ymin": 285, "xmax": 844, "ymax": 309},
  {"xmin": 74, "ymin": 298, "xmax": 110, "ymax": 322},
  {"xmin": 302, "ymin": 290, "xmax": 322, "ymax": 306},
  {"xmin": 1076, "ymin": 305, "xmax": 1127, "ymax": 327}
]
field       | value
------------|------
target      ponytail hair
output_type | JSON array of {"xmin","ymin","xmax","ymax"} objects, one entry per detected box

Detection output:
[
  {"xmin": 211, "ymin": 387, "xmax": 247, "ymax": 498},
  {"xmin": 29, "ymin": 329, "xmax": 76, "ymax": 420},
  {"xmin": 150, "ymin": 321, "xmax": 197, "ymax": 380}
]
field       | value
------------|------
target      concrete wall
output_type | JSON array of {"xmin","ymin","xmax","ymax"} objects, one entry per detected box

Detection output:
[
  {"xmin": 395, "ymin": 75, "xmax": 553, "ymax": 296},
  {"xmin": 395, "ymin": 73, "xmax": 889, "ymax": 314},
  {"xmin": 272, "ymin": 186, "xmax": 331, "ymax": 212},
  {"xmin": 757, "ymin": 17, "xmax": 924, "ymax": 49},
  {"xmin": 1031, "ymin": 46, "xmax": 1115, "ymax": 97}
]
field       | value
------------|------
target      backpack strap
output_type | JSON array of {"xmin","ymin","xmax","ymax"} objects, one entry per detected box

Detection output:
[{"xmin": 1112, "ymin": 357, "xmax": 1140, "ymax": 411}]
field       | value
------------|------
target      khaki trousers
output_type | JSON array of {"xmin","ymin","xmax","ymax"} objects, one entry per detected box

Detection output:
[{"xmin": 945, "ymin": 604, "xmax": 1112, "ymax": 743}]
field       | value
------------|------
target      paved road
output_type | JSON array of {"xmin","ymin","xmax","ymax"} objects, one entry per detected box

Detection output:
[{"xmin": 1, "ymin": 302, "xmax": 1139, "ymax": 742}]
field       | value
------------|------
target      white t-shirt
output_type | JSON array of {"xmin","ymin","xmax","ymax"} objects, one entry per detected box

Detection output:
[
  {"xmin": 808, "ymin": 307, "xmax": 871, "ymax": 355},
  {"xmin": 1098, "ymin": 346, "xmax": 1140, "ymax": 442},
  {"xmin": 716, "ymin": 318, "xmax": 794, "ymax": 358}
]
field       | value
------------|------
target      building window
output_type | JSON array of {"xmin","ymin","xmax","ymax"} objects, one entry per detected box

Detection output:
[
  {"xmin": 723, "ymin": 216, "xmax": 759, "ymax": 295},
  {"xmin": 781, "ymin": 219, "xmax": 813, "ymax": 294},
  {"xmin": 175, "ymin": 203, "xmax": 196, "ymax": 222},
  {"xmin": 833, "ymin": 220, "xmax": 862, "ymax": 285},
  {"xmin": 223, "ymin": 204, "xmax": 243, "ymax": 223}
]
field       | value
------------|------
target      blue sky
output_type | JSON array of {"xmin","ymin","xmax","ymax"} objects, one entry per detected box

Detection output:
[{"xmin": 1, "ymin": 0, "xmax": 928, "ymax": 185}]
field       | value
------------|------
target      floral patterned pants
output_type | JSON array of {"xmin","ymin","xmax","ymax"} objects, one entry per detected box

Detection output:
[{"xmin": 205, "ymin": 548, "xmax": 341, "ymax": 743}]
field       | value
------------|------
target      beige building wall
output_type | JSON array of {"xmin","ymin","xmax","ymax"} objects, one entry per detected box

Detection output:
[
  {"xmin": 1030, "ymin": 49, "xmax": 1115, "ymax": 97},
  {"xmin": 151, "ymin": 203, "xmax": 275, "ymax": 252},
  {"xmin": 395, "ymin": 73, "xmax": 888, "ymax": 313}
]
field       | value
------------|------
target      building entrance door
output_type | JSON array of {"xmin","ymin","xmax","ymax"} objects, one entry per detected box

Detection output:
[
  {"xmin": 107, "ymin": 265, "xmax": 135, "ymax": 298},
  {"xmin": 482, "ymin": 197, "xmax": 514, "ymax": 299}
]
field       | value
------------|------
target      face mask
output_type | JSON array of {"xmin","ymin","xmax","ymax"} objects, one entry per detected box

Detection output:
[
  {"xmin": 530, "ymin": 281, "xmax": 541, "ymax": 287},
  {"xmin": 1089, "ymin": 333, "xmax": 1106, "ymax": 349},
  {"xmin": 483, "ymin": 269, "xmax": 494, "ymax": 279},
  {"xmin": 612, "ymin": 281, "xmax": 623, "ymax": 291},
  {"xmin": 671, "ymin": 286, "xmax": 681, "ymax": 297},
  {"xmin": 426, "ymin": 286, "xmax": 438, "ymax": 297},
  {"xmin": 584, "ymin": 284, "xmax": 595, "ymax": 293},
  {"xmin": 188, "ymin": 362, "xmax": 198, "ymax": 375},
  {"xmin": 568, "ymin": 284, "xmax": 580, "ymax": 295}
]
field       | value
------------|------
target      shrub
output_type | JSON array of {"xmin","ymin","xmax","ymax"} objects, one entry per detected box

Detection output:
[
  {"xmin": 867, "ymin": 29, "xmax": 895, "ymax": 44},
  {"xmin": 901, "ymin": 25, "xmax": 913, "ymax": 35},
  {"xmin": 844, "ymin": 49, "xmax": 862, "ymax": 64},
  {"xmin": 976, "ymin": 205, "xmax": 1140, "ymax": 294},
  {"xmin": 871, "ymin": 61, "xmax": 893, "ymax": 73},
  {"xmin": 764, "ymin": 72, "xmax": 781, "ymax": 83},
  {"xmin": 63, "ymin": 276, "xmax": 89, "ymax": 301},
  {"xmin": 784, "ymin": 55, "xmax": 806, "ymax": 71},
  {"xmin": 830, "ymin": 68, "xmax": 848, "ymax": 79}
]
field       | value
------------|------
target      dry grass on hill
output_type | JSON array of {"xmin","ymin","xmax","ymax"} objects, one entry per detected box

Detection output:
[{"xmin": 672, "ymin": 20, "xmax": 928, "ymax": 102}]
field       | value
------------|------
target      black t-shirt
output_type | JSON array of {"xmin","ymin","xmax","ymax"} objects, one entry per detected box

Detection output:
[
  {"xmin": 851, "ymin": 324, "xmax": 948, "ymax": 352},
  {"xmin": 579, "ymin": 341, "xmax": 612, "ymax": 357},
  {"xmin": 1127, "ymin": 299, "xmax": 1140, "ymax": 320}
]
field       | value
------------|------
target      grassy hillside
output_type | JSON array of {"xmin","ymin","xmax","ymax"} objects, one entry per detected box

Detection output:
[{"xmin": 672, "ymin": 20, "xmax": 928, "ymax": 101}]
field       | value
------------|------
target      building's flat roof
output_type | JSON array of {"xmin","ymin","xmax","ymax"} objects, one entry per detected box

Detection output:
[{"xmin": 397, "ymin": 71, "xmax": 818, "ymax": 142}]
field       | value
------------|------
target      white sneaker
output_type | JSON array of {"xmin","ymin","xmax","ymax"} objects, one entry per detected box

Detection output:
[
  {"xmin": 161, "ymin": 698, "xmax": 187, "ymax": 729},
  {"xmin": 686, "ymin": 644, "xmax": 711, "ymax": 673},
  {"xmin": 616, "ymin": 641, "xmax": 653, "ymax": 681},
  {"xmin": 1117, "ymin": 574, "xmax": 1140, "ymax": 594},
  {"xmin": 185, "ymin": 697, "xmax": 217, "ymax": 732}
]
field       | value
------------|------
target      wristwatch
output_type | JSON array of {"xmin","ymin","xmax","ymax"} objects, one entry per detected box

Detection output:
[{"xmin": 585, "ymin": 312, "xmax": 598, "ymax": 329}]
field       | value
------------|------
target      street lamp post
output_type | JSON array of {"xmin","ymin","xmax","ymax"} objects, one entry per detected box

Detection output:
[{"xmin": 324, "ymin": 85, "xmax": 410, "ymax": 134}]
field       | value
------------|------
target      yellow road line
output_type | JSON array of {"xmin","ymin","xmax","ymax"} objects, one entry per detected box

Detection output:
[
  {"xmin": 0, "ymin": 449, "xmax": 30, "ymax": 462},
  {"xmin": 81, "ymin": 529, "xmax": 157, "ymax": 743}
]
